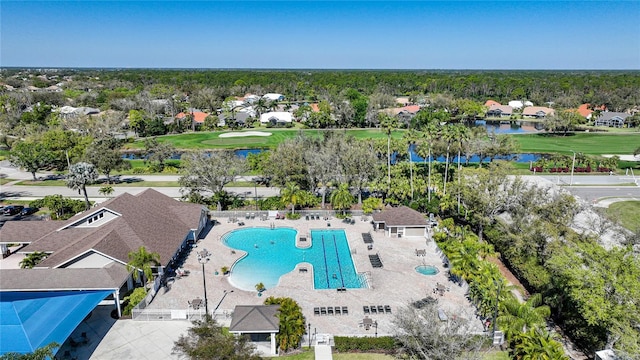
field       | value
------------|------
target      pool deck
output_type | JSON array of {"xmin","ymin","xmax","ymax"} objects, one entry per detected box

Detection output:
[{"xmin": 148, "ymin": 215, "xmax": 483, "ymax": 337}]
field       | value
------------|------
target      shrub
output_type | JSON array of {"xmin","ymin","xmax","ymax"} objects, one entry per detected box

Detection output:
[
  {"xmin": 333, "ymin": 336, "xmax": 398, "ymax": 354},
  {"xmin": 285, "ymin": 213, "xmax": 301, "ymax": 220},
  {"xmin": 122, "ymin": 287, "xmax": 147, "ymax": 316}
]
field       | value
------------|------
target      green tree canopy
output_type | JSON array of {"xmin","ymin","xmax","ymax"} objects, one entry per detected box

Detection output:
[
  {"xmin": 172, "ymin": 317, "xmax": 261, "ymax": 360},
  {"xmin": 10, "ymin": 141, "xmax": 52, "ymax": 181}
]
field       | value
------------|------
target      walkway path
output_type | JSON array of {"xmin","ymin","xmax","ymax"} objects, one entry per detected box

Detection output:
[{"xmin": 315, "ymin": 345, "xmax": 333, "ymax": 360}]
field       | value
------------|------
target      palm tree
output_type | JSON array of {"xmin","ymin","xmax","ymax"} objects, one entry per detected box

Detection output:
[
  {"xmin": 330, "ymin": 183, "xmax": 355, "ymax": 215},
  {"xmin": 417, "ymin": 124, "xmax": 440, "ymax": 202},
  {"xmin": 98, "ymin": 186, "xmax": 114, "ymax": 198},
  {"xmin": 379, "ymin": 113, "xmax": 399, "ymax": 190},
  {"xmin": 455, "ymin": 125, "xmax": 471, "ymax": 213},
  {"xmin": 19, "ymin": 251, "xmax": 49, "ymax": 269},
  {"xmin": 66, "ymin": 162, "xmax": 98, "ymax": 210},
  {"xmin": 512, "ymin": 328, "xmax": 569, "ymax": 360},
  {"xmin": 441, "ymin": 125, "xmax": 456, "ymax": 195},
  {"xmin": 126, "ymin": 246, "xmax": 161, "ymax": 285},
  {"xmin": 498, "ymin": 293, "xmax": 551, "ymax": 342},
  {"xmin": 404, "ymin": 129, "xmax": 419, "ymax": 201},
  {"xmin": 264, "ymin": 297, "xmax": 306, "ymax": 353},
  {"xmin": 280, "ymin": 182, "xmax": 303, "ymax": 214}
]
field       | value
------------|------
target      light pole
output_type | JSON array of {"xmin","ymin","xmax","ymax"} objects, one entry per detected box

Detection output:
[
  {"xmin": 570, "ymin": 150, "xmax": 576, "ymax": 186},
  {"xmin": 492, "ymin": 280, "xmax": 501, "ymax": 340},
  {"xmin": 254, "ymin": 180, "xmax": 258, "ymax": 211},
  {"xmin": 307, "ymin": 322, "xmax": 311, "ymax": 349},
  {"xmin": 197, "ymin": 249, "xmax": 211, "ymax": 317},
  {"xmin": 213, "ymin": 289, "xmax": 234, "ymax": 316}
]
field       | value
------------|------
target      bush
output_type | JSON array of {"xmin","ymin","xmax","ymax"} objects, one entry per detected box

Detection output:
[
  {"xmin": 333, "ymin": 336, "xmax": 398, "ymax": 353},
  {"xmin": 257, "ymin": 197, "xmax": 283, "ymax": 211},
  {"xmin": 122, "ymin": 287, "xmax": 147, "ymax": 316},
  {"xmin": 285, "ymin": 213, "xmax": 301, "ymax": 220}
]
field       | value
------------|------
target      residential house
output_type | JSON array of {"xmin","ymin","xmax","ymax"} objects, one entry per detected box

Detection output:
[
  {"xmin": 576, "ymin": 104, "xmax": 594, "ymax": 120},
  {"xmin": 262, "ymin": 93, "xmax": 285, "ymax": 102},
  {"xmin": 522, "ymin": 106, "xmax": 555, "ymax": 118},
  {"xmin": 371, "ymin": 206, "xmax": 429, "ymax": 238},
  {"xmin": 260, "ymin": 111, "xmax": 293, "ymax": 125},
  {"xmin": 484, "ymin": 100, "xmax": 501, "ymax": 107},
  {"xmin": 176, "ymin": 111, "xmax": 210, "ymax": 126},
  {"xmin": 486, "ymin": 104, "xmax": 513, "ymax": 118},
  {"xmin": 508, "ymin": 100, "xmax": 524, "ymax": 110},
  {"xmin": 594, "ymin": 112, "xmax": 631, "ymax": 128}
]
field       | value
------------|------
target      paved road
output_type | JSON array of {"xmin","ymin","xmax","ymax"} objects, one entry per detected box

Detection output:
[
  {"xmin": 539, "ymin": 174, "xmax": 640, "ymax": 186},
  {"xmin": 1, "ymin": 162, "xmax": 279, "ymax": 202},
  {"xmin": 564, "ymin": 187, "xmax": 640, "ymax": 203}
]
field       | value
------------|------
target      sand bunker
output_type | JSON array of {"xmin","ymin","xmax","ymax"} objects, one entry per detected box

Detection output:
[{"xmin": 219, "ymin": 131, "xmax": 272, "ymax": 138}]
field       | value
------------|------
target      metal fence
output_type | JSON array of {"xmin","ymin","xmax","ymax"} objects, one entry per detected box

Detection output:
[
  {"xmin": 208, "ymin": 209, "xmax": 366, "ymax": 219},
  {"xmin": 132, "ymin": 308, "xmax": 205, "ymax": 321}
]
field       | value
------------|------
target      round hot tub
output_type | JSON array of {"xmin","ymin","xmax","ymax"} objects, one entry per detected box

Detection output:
[{"xmin": 415, "ymin": 265, "xmax": 439, "ymax": 276}]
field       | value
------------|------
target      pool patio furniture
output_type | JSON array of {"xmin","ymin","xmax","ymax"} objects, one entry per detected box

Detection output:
[
  {"xmin": 327, "ymin": 307, "xmax": 334, "ymax": 315},
  {"xmin": 377, "ymin": 305, "xmax": 385, "ymax": 313},
  {"xmin": 363, "ymin": 306, "xmax": 370, "ymax": 314},
  {"xmin": 320, "ymin": 307, "xmax": 327, "ymax": 315},
  {"xmin": 370, "ymin": 306, "xmax": 377, "ymax": 314},
  {"xmin": 342, "ymin": 306, "xmax": 348, "ymax": 315},
  {"xmin": 314, "ymin": 307, "xmax": 320, "ymax": 316},
  {"xmin": 369, "ymin": 254, "xmax": 383, "ymax": 268},
  {"xmin": 384, "ymin": 305, "xmax": 392, "ymax": 314},
  {"xmin": 334, "ymin": 306, "xmax": 341, "ymax": 315}
]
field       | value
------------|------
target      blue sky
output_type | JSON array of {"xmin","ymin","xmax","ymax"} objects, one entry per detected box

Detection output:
[{"xmin": 1, "ymin": 1, "xmax": 639, "ymax": 69}]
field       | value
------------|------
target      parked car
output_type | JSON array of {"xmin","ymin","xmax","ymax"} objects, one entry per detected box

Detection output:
[
  {"xmin": 20, "ymin": 207, "xmax": 39, "ymax": 216},
  {"xmin": 2, "ymin": 205, "xmax": 25, "ymax": 216}
]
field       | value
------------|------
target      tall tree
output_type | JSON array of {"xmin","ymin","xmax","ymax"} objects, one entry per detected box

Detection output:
[
  {"xmin": 280, "ymin": 182, "xmax": 304, "ymax": 214},
  {"xmin": 126, "ymin": 246, "xmax": 161, "ymax": 284},
  {"xmin": 392, "ymin": 301, "xmax": 484, "ymax": 360},
  {"xmin": 330, "ymin": 183, "xmax": 355, "ymax": 215},
  {"xmin": 10, "ymin": 141, "xmax": 52, "ymax": 181},
  {"xmin": 179, "ymin": 150, "xmax": 247, "ymax": 210},
  {"xmin": 378, "ymin": 112, "xmax": 399, "ymax": 190},
  {"xmin": 263, "ymin": 297, "xmax": 306, "ymax": 354},
  {"xmin": 172, "ymin": 317, "xmax": 261, "ymax": 360},
  {"xmin": 84, "ymin": 138, "xmax": 128, "ymax": 183},
  {"xmin": 143, "ymin": 137, "xmax": 176, "ymax": 171},
  {"xmin": 66, "ymin": 162, "xmax": 98, "ymax": 210}
]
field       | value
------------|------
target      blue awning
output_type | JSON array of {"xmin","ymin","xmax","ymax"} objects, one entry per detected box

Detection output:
[{"xmin": 0, "ymin": 290, "xmax": 112, "ymax": 355}]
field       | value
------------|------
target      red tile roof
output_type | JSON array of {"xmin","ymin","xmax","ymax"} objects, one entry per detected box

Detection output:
[
  {"xmin": 485, "ymin": 100, "xmax": 501, "ymax": 107},
  {"xmin": 577, "ymin": 104, "xmax": 593, "ymax": 118},
  {"xmin": 176, "ymin": 111, "xmax": 209, "ymax": 123}
]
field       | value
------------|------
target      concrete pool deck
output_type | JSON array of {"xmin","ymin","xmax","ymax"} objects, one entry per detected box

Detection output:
[{"xmin": 148, "ymin": 214, "xmax": 482, "ymax": 337}]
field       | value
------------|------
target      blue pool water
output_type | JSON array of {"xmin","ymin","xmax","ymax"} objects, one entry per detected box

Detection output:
[
  {"xmin": 415, "ymin": 265, "xmax": 439, "ymax": 276},
  {"xmin": 222, "ymin": 228, "xmax": 365, "ymax": 291}
]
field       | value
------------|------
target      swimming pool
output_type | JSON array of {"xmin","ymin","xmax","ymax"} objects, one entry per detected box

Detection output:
[{"xmin": 222, "ymin": 228, "xmax": 366, "ymax": 291}]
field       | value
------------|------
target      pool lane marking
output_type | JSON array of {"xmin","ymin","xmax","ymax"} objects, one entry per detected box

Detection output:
[
  {"xmin": 321, "ymin": 235, "xmax": 330, "ymax": 288},
  {"xmin": 332, "ymin": 234, "xmax": 346, "ymax": 288}
]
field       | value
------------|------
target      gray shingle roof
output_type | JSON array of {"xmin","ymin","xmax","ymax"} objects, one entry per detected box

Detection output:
[
  {"xmin": 0, "ymin": 262, "xmax": 129, "ymax": 291},
  {"xmin": 371, "ymin": 206, "xmax": 428, "ymax": 226},
  {"xmin": 3, "ymin": 189, "xmax": 205, "ymax": 268},
  {"xmin": 229, "ymin": 305, "xmax": 280, "ymax": 333}
]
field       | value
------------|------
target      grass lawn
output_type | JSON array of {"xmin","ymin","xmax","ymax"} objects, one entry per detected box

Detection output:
[
  {"xmin": 513, "ymin": 133, "xmax": 640, "ymax": 155},
  {"xmin": 123, "ymin": 129, "xmax": 639, "ymax": 158},
  {"xmin": 123, "ymin": 128, "xmax": 401, "ymax": 151},
  {"xmin": 15, "ymin": 180, "xmax": 181, "ymax": 187},
  {"xmin": 269, "ymin": 350, "xmax": 393, "ymax": 360},
  {"xmin": 0, "ymin": 178, "xmax": 13, "ymax": 185},
  {"xmin": 482, "ymin": 351, "xmax": 510, "ymax": 360},
  {"xmin": 606, "ymin": 201, "xmax": 640, "ymax": 231}
]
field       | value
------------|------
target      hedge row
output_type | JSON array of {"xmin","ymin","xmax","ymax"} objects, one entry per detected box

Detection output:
[{"xmin": 333, "ymin": 336, "xmax": 398, "ymax": 353}]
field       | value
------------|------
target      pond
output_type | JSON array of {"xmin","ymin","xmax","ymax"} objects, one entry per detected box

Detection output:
[{"xmin": 470, "ymin": 120, "xmax": 545, "ymax": 134}]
